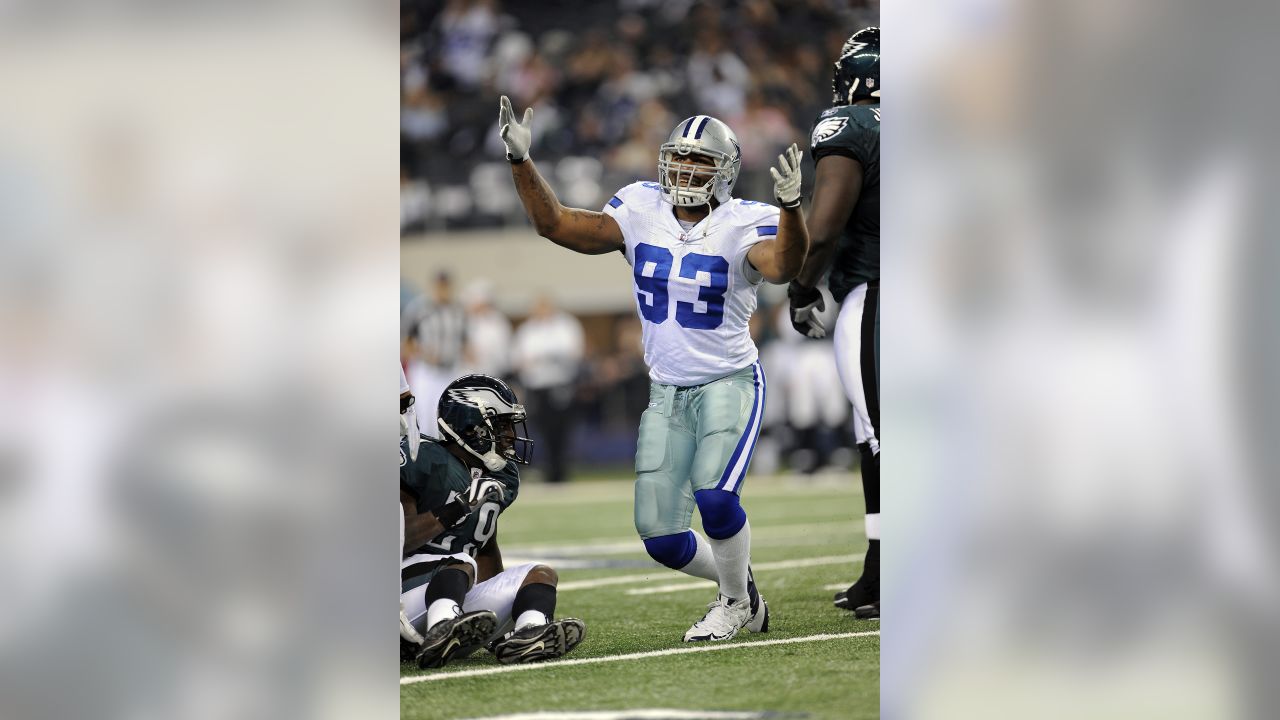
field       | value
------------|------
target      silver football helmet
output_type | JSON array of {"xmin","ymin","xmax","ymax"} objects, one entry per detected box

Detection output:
[{"xmin": 658, "ymin": 115, "xmax": 742, "ymax": 207}]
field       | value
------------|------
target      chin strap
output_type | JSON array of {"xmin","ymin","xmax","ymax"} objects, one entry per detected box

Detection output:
[{"xmin": 437, "ymin": 418, "xmax": 507, "ymax": 472}]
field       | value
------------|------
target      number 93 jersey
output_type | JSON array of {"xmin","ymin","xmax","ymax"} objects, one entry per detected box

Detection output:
[
  {"xmin": 400, "ymin": 436, "xmax": 519, "ymax": 560},
  {"xmin": 604, "ymin": 181, "xmax": 780, "ymax": 387}
]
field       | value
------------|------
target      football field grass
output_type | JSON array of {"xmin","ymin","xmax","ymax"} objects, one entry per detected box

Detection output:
[{"xmin": 401, "ymin": 472, "xmax": 878, "ymax": 720}]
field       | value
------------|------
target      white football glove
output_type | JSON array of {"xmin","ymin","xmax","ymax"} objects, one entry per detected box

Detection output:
[
  {"xmin": 498, "ymin": 95, "xmax": 533, "ymax": 162},
  {"xmin": 467, "ymin": 477, "xmax": 504, "ymax": 507},
  {"xmin": 400, "ymin": 395, "xmax": 421, "ymax": 461},
  {"xmin": 400, "ymin": 602, "xmax": 424, "ymax": 646},
  {"xmin": 770, "ymin": 143, "xmax": 804, "ymax": 208},
  {"xmin": 399, "ymin": 503, "xmax": 423, "ymax": 645}
]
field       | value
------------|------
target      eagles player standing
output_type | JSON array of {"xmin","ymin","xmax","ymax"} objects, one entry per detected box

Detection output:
[
  {"xmin": 400, "ymin": 374, "xmax": 585, "ymax": 667},
  {"xmin": 787, "ymin": 28, "xmax": 881, "ymax": 618},
  {"xmin": 498, "ymin": 96, "xmax": 810, "ymax": 642}
]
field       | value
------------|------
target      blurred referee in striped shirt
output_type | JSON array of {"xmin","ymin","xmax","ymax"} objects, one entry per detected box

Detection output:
[{"xmin": 404, "ymin": 271, "xmax": 466, "ymax": 438}]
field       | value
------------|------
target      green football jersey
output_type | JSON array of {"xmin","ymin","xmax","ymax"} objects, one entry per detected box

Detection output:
[
  {"xmin": 808, "ymin": 103, "xmax": 880, "ymax": 301},
  {"xmin": 399, "ymin": 436, "xmax": 519, "ymax": 559}
]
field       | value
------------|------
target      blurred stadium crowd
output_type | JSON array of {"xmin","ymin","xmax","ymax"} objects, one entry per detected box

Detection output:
[
  {"xmin": 402, "ymin": 0, "xmax": 876, "ymax": 480},
  {"xmin": 400, "ymin": 0, "xmax": 878, "ymax": 232}
]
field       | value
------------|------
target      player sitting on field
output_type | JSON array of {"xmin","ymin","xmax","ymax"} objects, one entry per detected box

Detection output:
[{"xmin": 400, "ymin": 374, "xmax": 585, "ymax": 668}]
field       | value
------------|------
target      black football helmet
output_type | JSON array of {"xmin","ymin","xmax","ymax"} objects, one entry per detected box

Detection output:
[
  {"xmin": 437, "ymin": 374, "xmax": 533, "ymax": 471},
  {"xmin": 850, "ymin": 26, "xmax": 879, "ymax": 49},
  {"xmin": 832, "ymin": 28, "xmax": 880, "ymax": 105}
]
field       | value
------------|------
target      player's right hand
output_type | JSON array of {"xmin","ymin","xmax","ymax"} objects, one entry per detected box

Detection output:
[
  {"xmin": 467, "ymin": 477, "xmax": 504, "ymax": 507},
  {"xmin": 498, "ymin": 95, "xmax": 533, "ymax": 162},
  {"xmin": 787, "ymin": 282, "xmax": 827, "ymax": 339},
  {"xmin": 435, "ymin": 491, "xmax": 474, "ymax": 530}
]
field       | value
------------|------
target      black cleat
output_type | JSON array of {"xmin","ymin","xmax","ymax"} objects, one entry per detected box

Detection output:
[
  {"xmin": 854, "ymin": 601, "xmax": 880, "ymax": 619},
  {"xmin": 835, "ymin": 575, "xmax": 878, "ymax": 611},
  {"xmin": 835, "ymin": 544, "xmax": 879, "ymax": 611},
  {"xmin": 401, "ymin": 636, "xmax": 422, "ymax": 663},
  {"xmin": 746, "ymin": 567, "xmax": 769, "ymax": 633},
  {"xmin": 492, "ymin": 618, "xmax": 586, "ymax": 664},
  {"xmin": 415, "ymin": 610, "xmax": 498, "ymax": 669}
]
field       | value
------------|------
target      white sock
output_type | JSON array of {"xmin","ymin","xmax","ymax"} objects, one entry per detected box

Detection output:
[
  {"xmin": 865, "ymin": 513, "xmax": 880, "ymax": 540},
  {"xmin": 677, "ymin": 531, "xmax": 720, "ymax": 582},
  {"xmin": 425, "ymin": 599, "xmax": 460, "ymax": 630},
  {"xmin": 708, "ymin": 519, "xmax": 751, "ymax": 602},
  {"xmin": 515, "ymin": 610, "xmax": 549, "ymax": 630}
]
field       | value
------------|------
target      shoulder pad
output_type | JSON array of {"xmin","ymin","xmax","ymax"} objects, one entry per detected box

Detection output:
[
  {"xmin": 810, "ymin": 105, "xmax": 879, "ymax": 150},
  {"xmin": 616, "ymin": 180, "xmax": 662, "ymax": 201},
  {"xmin": 730, "ymin": 198, "xmax": 780, "ymax": 227}
]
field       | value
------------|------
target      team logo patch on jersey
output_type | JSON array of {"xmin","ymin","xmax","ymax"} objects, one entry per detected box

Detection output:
[{"xmin": 811, "ymin": 117, "xmax": 849, "ymax": 146}]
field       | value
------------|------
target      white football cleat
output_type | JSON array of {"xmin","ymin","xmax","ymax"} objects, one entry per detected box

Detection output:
[{"xmin": 683, "ymin": 594, "xmax": 753, "ymax": 642}]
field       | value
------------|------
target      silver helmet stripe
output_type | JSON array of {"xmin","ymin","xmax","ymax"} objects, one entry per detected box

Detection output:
[
  {"xmin": 659, "ymin": 115, "xmax": 741, "ymax": 206},
  {"xmin": 680, "ymin": 115, "xmax": 699, "ymax": 139}
]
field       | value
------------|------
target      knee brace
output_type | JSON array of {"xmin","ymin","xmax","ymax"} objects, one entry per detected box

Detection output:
[
  {"xmin": 694, "ymin": 489, "xmax": 747, "ymax": 540},
  {"xmin": 642, "ymin": 531, "xmax": 696, "ymax": 569}
]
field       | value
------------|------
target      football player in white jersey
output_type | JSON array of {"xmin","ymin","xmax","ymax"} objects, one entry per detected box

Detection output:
[{"xmin": 498, "ymin": 96, "xmax": 810, "ymax": 642}]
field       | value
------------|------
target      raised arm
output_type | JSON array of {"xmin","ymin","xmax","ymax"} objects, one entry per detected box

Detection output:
[
  {"xmin": 793, "ymin": 154, "xmax": 863, "ymax": 289},
  {"xmin": 500, "ymin": 96, "xmax": 624, "ymax": 255},
  {"xmin": 747, "ymin": 144, "xmax": 811, "ymax": 284},
  {"xmin": 785, "ymin": 153, "xmax": 864, "ymax": 338}
]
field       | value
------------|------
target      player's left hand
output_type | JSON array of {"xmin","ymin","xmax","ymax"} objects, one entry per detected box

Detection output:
[
  {"xmin": 787, "ymin": 282, "xmax": 827, "ymax": 338},
  {"xmin": 401, "ymin": 393, "xmax": 421, "ymax": 461},
  {"xmin": 467, "ymin": 477, "xmax": 504, "ymax": 507},
  {"xmin": 770, "ymin": 143, "xmax": 803, "ymax": 209}
]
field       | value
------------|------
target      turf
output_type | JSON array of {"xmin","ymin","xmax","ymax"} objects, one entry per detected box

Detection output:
[{"xmin": 401, "ymin": 473, "xmax": 878, "ymax": 720}]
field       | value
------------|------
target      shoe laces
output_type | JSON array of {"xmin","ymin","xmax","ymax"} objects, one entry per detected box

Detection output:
[{"xmin": 695, "ymin": 595, "xmax": 748, "ymax": 629}]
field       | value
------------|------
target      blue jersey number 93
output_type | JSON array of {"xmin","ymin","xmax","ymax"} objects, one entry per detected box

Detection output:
[{"xmin": 634, "ymin": 243, "xmax": 728, "ymax": 330}]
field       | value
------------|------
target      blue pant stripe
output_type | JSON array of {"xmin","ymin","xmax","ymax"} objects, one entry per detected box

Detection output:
[{"xmin": 717, "ymin": 362, "xmax": 765, "ymax": 492}]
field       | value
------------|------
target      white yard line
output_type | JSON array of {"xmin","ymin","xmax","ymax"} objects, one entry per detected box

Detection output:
[
  {"xmin": 462, "ymin": 710, "xmax": 784, "ymax": 720},
  {"xmin": 623, "ymin": 555, "xmax": 863, "ymax": 595},
  {"xmin": 515, "ymin": 474, "xmax": 859, "ymax": 506},
  {"xmin": 557, "ymin": 554, "xmax": 858, "ymax": 592},
  {"xmin": 623, "ymin": 580, "xmax": 716, "ymax": 595},
  {"xmin": 506, "ymin": 520, "xmax": 857, "ymax": 558},
  {"xmin": 403, "ymin": 631, "xmax": 879, "ymax": 685}
]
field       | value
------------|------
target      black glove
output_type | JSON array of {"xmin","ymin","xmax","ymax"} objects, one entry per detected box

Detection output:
[
  {"xmin": 433, "ymin": 491, "xmax": 473, "ymax": 530},
  {"xmin": 787, "ymin": 282, "xmax": 827, "ymax": 338}
]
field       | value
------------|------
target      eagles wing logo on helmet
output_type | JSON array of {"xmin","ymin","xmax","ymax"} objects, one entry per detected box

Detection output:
[
  {"xmin": 446, "ymin": 386, "xmax": 514, "ymax": 416},
  {"xmin": 839, "ymin": 41, "xmax": 869, "ymax": 60},
  {"xmin": 811, "ymin": 117, "xmax": 849, "ymax": 146}
]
